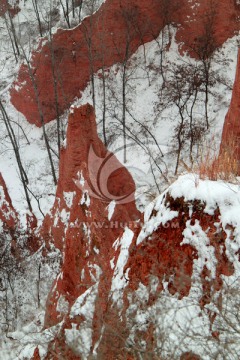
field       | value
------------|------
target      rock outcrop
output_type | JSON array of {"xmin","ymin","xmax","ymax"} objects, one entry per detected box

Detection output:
[
  {"xmin": 11, "ymin": 0, "xmax": 240, "ymax": 126},
  {"xmin": 36, "ymin": 105, "xmax": 240, "ymax": 359},
  {"xmin": 5, "ymin": 0, "xmax": 240, "ymax": 357},
  {"xmin": 220, "ymin": 49, "xmax": 240, "ymax": 170},
  {"xmin": 40, "ymin": 104, "xmax": 141, "ymax": 358}
]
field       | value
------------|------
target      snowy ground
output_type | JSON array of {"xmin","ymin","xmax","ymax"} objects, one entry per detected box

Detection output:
[
  {"xmin": 126, "ymin": 174, "xmax": 240, "ymax": 359},
  {"xmin": 0, "ymin": 0, "xmax": 240, "ymax": 359},
  {"xmin": 0, "ymin": 0, "xmax": 106, "ymax": 222},
  {"xmin": 74, "ymin": 28, "xmax": 239, "ymax": 210},
  {"xmin": 3, "ymin": 174, "xmax": 239, "ymax": 359},
  {"xmin": 0, "ymin": 2, "xmax": 238, "ymax": 220}
]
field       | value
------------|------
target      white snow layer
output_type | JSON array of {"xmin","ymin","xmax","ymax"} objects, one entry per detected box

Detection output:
[
  {"xmin": 111, "ymin": 227, "xmax": 134, "ymax": 307},
  {"xmin": 65, "ymin": 283, "xmax": 99, "ymax": 359}
]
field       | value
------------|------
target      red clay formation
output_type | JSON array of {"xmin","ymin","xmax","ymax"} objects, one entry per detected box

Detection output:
[
  {"xmin": 7, "ymin": 0, "xmax": 240, "ymax": 356},
  {"xmin": 37, "ymin": 105, "xmax": 235, "ymax": 359},
  {"xmin": 40, "ymin": 104, "xmax": 141, "ymax": 358},
  {"xmin": 10, "ymin": 0, "xmax": 240, "ymax": 126},
  {"xmin": 126, "ymin": 195, "xmax": 233, "ymax": 300},
  {"xmin": 41, "ymin": 103, "xmax": 141, "ymax": 317},
  {"xmin": 220, "ymin": 49, "xmax": 240, "ymax": 167}
]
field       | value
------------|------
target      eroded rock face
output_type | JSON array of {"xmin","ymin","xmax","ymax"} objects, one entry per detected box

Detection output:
[
  {"xmin": 38, "ymin": 106, "xmax": 239, "ymax": 359},
  {"xmin": 41, "ymin": 103, "xmax": 140, "ymax": 254},
  {"xmin": 11, "ymin": 0, "xmax": 240, "ymax": 126},
  {"xmin": 40, "ymin": 104, "xmax": 142, "ymax": 358},
  {"xmin": 220, "ymin": 49, "xmax": 240, "ymax": 168},
  {"xmin": 6, "ymin": 0, "xmax": 239, "ymax": 355},
  {"xmin": 127, "ymin": 193, "xmax": 233, "ymax": 300},
  {"xmin": 175, "ymin": 0, "xmax": 240, "ymax": 54}
]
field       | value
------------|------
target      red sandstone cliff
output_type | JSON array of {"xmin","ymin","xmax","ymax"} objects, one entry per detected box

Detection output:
[
  {"xmin": 220, "ymin": 49, "xmax": 240, "ymax": 167},
  {"xmin": 34, "ymin": 105, "xmax": 239, "ymax": 359},
  {"xmin": 4, "ymin": 1, "xmax": 240, "ymax": 357},
  {"xmin": 10, "ymin": 0, "xmax": 240, "ymax": 126},
  {"xmin": 39, "ymin": 104, "xmax": 141, "ymax": 358}
]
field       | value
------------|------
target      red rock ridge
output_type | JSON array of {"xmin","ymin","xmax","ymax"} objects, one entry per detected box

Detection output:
[
  {"xmin": 220, "ymin": 49, "xmax": 240, "ymax": 168},
  {"xmin": 40, "ymin": 104, "xmax": 142, "ymax": 358},
  {"xmin": 37, "ymin": 105, "xmax": 237, "ymax": 359},
  {"xmin": 10, "ymin": 0, "xmax": 240, "ymax": 126}
]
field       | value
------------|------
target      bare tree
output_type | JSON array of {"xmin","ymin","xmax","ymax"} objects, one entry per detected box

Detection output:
[
  {"xmin": 32, "ymin": 0, "xmax": 43, "ymax": 37},
  {"xmin": 19, "ymin": 44, "xmax": 58, "ymax": 185},
  {"xmin": 160, "ymin": 62, "xmax": 207, "ymax": 175},
  {"xmin": 81, "ymin": 0, "xmax": 101, "ymax": 110},
  {"xmin": 108, "ymin": 5, "xmax": 141, "ymax": 163},
  {"xmin": 96, "ymin": 17, "xmax": 108, "ymax": 146},
  {"xmin": 59, "ymin": 0, "xmax": 71, "ymax": 28},
  {"xmin": 46, "ymin": 12, "xmax": 64, "ymax": 157},
  {"xmin": 186, "ymin": 0, "xmax": 218, "ymax": 130},
  {"xmin": 0, "ymin": 100, "xmax": 32, "ymax": 211},
  {"xmin": 2, "ymin": 6, "xmax": 20, "ymax": 62}
]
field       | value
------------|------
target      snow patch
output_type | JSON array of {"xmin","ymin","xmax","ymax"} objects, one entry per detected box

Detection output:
[
  {"xmin": 107, "ymin": 200, "xmax": 116, "ymax": 220},
  {"xmin": 63, "ymin": 191, "xmax": 75, "ymax": 208},
  {"xmin": 111, "ymin": 227, "xmax": 134, "ymax": 307},
  {"xmin": 66, "ymin": 282, "xmax": 100, "ymax": 359}
]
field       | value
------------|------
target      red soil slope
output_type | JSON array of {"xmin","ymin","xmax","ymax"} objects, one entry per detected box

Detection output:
[
  {"xmin": 37, "ymin": 105, "xmax": 236, "ymax": 359},
  {"xmin": 10, "ymin": 0, "xmax": 240, "ymax": 126},
  {"xmin": 41, "ymin": 103, "xmax": 141, "ymax": 318},
  {"xmin": 220, "ymin": 49, "xmax": 240, "ymax": 167},
  {"xmin": 40, "ymin": 104, "xmax": 142, "ymax": 358}
]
